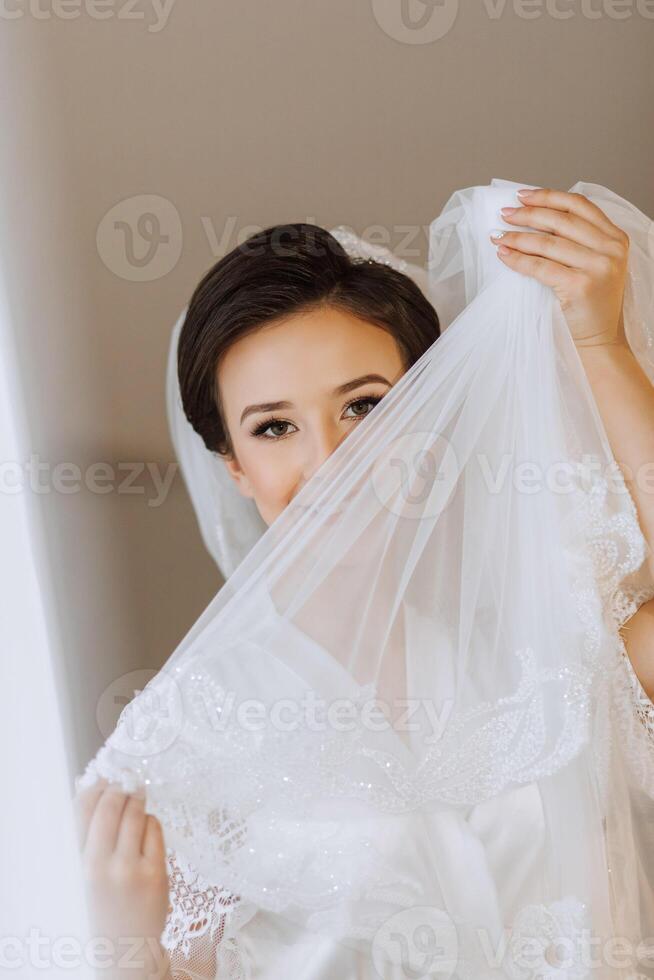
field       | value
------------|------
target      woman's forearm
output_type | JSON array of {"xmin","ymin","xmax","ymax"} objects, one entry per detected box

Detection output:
[{"xmin": 577, "ymin": 337, "xmax": 654, "ymax": 580}]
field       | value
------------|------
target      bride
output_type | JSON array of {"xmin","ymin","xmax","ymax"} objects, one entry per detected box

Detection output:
[{"xmin": 74, "ymin": 181, "xmax": 654, "ymax": 979}]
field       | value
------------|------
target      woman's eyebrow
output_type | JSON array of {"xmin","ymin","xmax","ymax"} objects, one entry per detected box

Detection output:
[
  {"xmin": 334, "ymin": 374, "xmax": 392, "ymax": 395},
  {"xmin": 239, "ymin": 376, "xmax": 392, "ymax": 425},
  {"xmin": 240, "ymin": 400, "xmax": 293, "ymax": 425}
]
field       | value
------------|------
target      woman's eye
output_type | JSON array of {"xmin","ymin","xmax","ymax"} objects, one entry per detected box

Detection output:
[
  {"xmin": 343, "ymin": 397, "xmax": 381, "ymax": 420},
  {"xmin": 251, "ymin": 419, "xmax": 297, "ymax": 439}
]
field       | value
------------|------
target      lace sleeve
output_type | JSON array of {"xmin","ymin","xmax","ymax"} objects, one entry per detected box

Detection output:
[
  {"xmin": 612, "ymin": 569, "xmax": 654, "ymax": 752},
  {"xmin": 610, "ymin": 573, "xmax": 654, "ymax": 798},
  {"xmin": 609, "ymin": 536, "xmax": 654, "ymax": 735},
  {"xmin": 162, "ymin": 848, "xmax": 257, "ymax": 980},
  {"xmin": 572, "ymin": 458, "xmax": 654, "ymax": 793}
]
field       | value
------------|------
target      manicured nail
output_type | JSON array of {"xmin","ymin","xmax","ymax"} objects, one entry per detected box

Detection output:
[
  {"xmin": 500, "ymin": 207, "xmax": 517, "ymax": 217},
  {"xmin": 497, "ymin": 245, "xmax": 511, "ymax": 256},
  {"xmin": 517, "ymin": 189, "xmax": 534, "ymax": 199},
  {"xmin": 490, "ymin": 229, "xmax": 507, "ymax": 240}
]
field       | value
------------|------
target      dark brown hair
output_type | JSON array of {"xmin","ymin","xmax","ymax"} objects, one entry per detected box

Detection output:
[{"xmin": 177, "ymin": 223, "xmax": 440, "ymax": 456}]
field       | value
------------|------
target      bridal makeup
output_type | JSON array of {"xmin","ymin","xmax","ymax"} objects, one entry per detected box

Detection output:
[{"xmin": 216, "ymin": 305, "xmax": 406, "ymax": 526}]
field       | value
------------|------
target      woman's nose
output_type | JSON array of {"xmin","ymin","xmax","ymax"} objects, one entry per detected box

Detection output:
[{"xmin": 302, "ymin": 421, "xmax": 346, "ymax": 483}]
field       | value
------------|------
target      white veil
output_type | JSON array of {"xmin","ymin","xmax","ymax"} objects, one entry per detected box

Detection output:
[{"xmin": 79, "ymin": 178, "xmax": 654, "ymax": 980}]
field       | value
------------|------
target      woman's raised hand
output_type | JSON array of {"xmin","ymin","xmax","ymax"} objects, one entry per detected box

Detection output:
[
  {"xmin": 490, "ymin": 187, "xmax": 630, "ymax": 349},
  {"xmin": 73, "ymin": 777, "xmax": 172, "ymax": 978}
]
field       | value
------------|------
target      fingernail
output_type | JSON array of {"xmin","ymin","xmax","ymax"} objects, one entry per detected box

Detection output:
[
  {"xmin": 500, "ymin": 207, "xmax": 516, "ymax": 217},
  {"xmin": 490, "ymin": 229, "xmax": 507, "ymax": 240},
  {"xmin": 497, "ymin": 245, "xmax": 511, "ymax": 256},
  {"xmin": 516, "ymin": 189, "xmax": 534, "ymax": 199}
]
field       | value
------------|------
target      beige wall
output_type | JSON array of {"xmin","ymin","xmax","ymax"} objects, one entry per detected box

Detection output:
[{"xmin": 1, "ymin": 1, "xmax": 652, "ymax": 773}]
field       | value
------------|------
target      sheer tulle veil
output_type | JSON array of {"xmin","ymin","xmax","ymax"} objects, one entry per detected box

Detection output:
[{"xmin": 78, "ymin": 178, "xmax": 654, "ymax": 979}]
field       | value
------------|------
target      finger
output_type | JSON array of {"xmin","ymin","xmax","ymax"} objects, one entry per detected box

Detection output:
[
  {"xmin": 73, "ymin": 779, "xmax": 108, "ymax": 851},
  {"xmin": 513, "ymin": 188, "xmax": 624, "ymax": 240},
  {"xmin": 490, "ymin": 230, "xmax": 603, "ymax": 274},
  {"xmin": 84, "ymin": 783, "xmax": 130, "ymax": 860},
  {"xmin": 142, "ymin": 813, "xmax": 167, "ymax": 865},
  {"xmin": 115, "ymin": 794, "xmax": 149, "ymax": 859},
  {"xmin": 495, "ymin": 245, "xmax": 578, "ymax": 290},
  {"xmin": 501, "ymin": 206, "xmax": 609, "ymax": 254}
]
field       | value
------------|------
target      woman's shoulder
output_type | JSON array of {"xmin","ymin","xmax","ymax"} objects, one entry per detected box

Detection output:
[{"xmin": 619, "ymin": 595, "xmax": 654, "ymax": 705}]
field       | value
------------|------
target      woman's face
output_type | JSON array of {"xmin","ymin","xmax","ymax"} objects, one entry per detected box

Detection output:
[{"xmin": 218, "ymin": 305, "xmax": 406, "ymax": 525}]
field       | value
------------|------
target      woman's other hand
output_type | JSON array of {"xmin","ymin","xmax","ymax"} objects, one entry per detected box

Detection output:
[{"xmin": 73, "ymin": 777, "xmax": 171, "ymax": 977}]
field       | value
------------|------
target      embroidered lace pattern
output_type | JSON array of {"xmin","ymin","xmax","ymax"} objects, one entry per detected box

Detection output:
[
  {"xmin": 79, "ymin": 460, "xmax": 654, "ymax": 977},
  {"xmin": 570, "ymin": 460, "xmax": 654, "ymax": 794},
  {"xmin": 610, "ymin": 579, "xmax": 654, "ymax": 798},
  {"xmin": 163, "ymin": 847, "xmax": 255, "ymax": 980}
]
